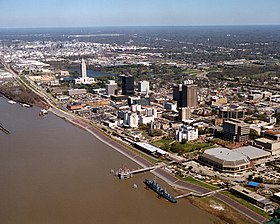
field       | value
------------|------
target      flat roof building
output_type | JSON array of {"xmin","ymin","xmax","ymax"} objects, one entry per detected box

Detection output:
[
  {"xmin": 230, "ymin": 185, "xmax": 272, "ymax": 210},
  {"xmin": 68, "ymin": 88, "xmax": 87, "ymax": 96},
  {"xmin": 138, "ymin": 80, "xmax": 149, "ymax": 93},
  {"xmin": 199, "ymin": 146, "xmax": 271, "ymax": 173},
  {"xmin": 233, "ymin": 146, "xmax": 271, "ymax": 164},
  {"xmin": 254, "ymin": 137, "xmax": 280, "ymax": 155},
  {"xmin": 199, "ymin": 147, "xmax": 250, "ymax": 173},
  {"xmin": 223, "ymin": 119, "xmax": 250, "ymax": 142},
  {"xmin": 135, "ymin": 142, "xmax": 167, "ymax": 157},
  {"xmin": 173, "ymin": 80, "xmax": 198, "ymax": 109}
]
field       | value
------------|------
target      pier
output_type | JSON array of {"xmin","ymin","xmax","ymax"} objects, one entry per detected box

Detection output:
[
  {"xmin": 115, "ymin": 163, "xmax": 166, "ymax": 179},
  {"xmin": 0, "ymin": 123, "xmax": 10, "ymax": 135},
  {"xmin": 175, "ymin": 188, "xmax": 227, "ymax": 199}
]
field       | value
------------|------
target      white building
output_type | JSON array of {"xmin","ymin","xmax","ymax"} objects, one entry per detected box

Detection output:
[
  {"xmin": 106, "ymin": 80, "xmax": 118, "ymax": 96},
  {"xmin": 127, "ymin": 113, "xmax": 139, "ymax": 128},
  {"xmin": 75, "ymin": 59, "xmax": 95, "ymax": 85},
  {"xmin": 165, "ymin": 101, "xmax": 177, "ymax": 111},
  {"xmin": 68, "ymin": 88, "xmax": 87, "ymax": 96},
  {"xmin": 140, "ymin": 115, "xmax": 154, "ymax": 125},
  {"xmin": 0, "ymin": 70, "xmax": 13, "ymax": 79},
  {"xmin": 176, "ymin": 125, "xmax": 198, "ymax": 142},
  {"xmin": 138, "ymin": 80, "xmax": 149, "ymax": 93}
]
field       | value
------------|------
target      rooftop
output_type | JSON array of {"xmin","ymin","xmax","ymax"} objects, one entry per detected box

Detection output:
[
  {"xmin": 136, "ymin": 142, "xmax": 167, "ymax": 155},
  {"xmin": 231, "ymin": 185, "xmax": 271, "ymax": 204},
  {"xmin": 202, "ymin": 147, "xmax": 250, "ymax": 167},
  {"xmin": 264, "ymin": 130, "xmax": 280, "ymax": 136},
  {"xmin": 233, "ymin": 146, "xmax": 271, "ymax": 160},
  {"xmin": 255, "ymin": 137, "xmax": 277, "ymax": 144}
]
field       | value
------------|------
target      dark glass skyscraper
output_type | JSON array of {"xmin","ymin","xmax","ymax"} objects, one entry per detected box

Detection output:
[{"xmin": 121, "ymin": 75, "xmax": 134, "ymax": 95}]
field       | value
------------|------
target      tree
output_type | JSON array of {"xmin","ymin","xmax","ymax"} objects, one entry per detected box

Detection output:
[
  {"xmin": 248, "ymin": 174, "xmax": 253, "ymax": 181},
  {"xmin": 148, "ymin": 129, "xmax": 163, "ymax": 137},
  {"xmin": 249, "ymin": 129, "xmax": 260, "ymax": 140}
]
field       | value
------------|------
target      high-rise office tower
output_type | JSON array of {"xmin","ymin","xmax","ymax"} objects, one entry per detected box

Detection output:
[
  {"xmin": 182, "ymin": 80, "xmax": 198, "ymax": 108},
  {"xmin": 173, "ymin": 84, "xmax": 182, "ymax": 103},
  {"xmin": 121, "ymin": 75, "xmax": 134, "ymax": 95},
  {"xmin": 173, "ymin": 80, "xmax": 198, "ymax": 108},
  {"xmin": 173, "ymin": 80, "xmax": 198, "ymax": 121}
]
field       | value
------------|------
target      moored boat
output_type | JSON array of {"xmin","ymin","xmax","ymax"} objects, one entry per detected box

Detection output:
[{"xmin": 144, "ymin": 179, "xmax": 177, "ymax": 203}]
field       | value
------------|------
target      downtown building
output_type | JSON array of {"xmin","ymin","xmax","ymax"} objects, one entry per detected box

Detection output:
[
  {"xmin": 105, "ymin": 80, "xmax": 118, "ymax": 96},
  {"xmin": 173, "ymin": 80, "xmax": 198, "ymax": 121},
  {"xmin": 138, "ymin": 80, "xmax": 149, "ymax": 94},
  {"xmin": 176, "ymin": 125, "xmax": 198, "ymax": 142},
  {"xmin": 223, "ymin": 119, "xmax": 250, "ymax": 142},
  {"xmin": 120, "ymin": 75, "xmax": 134, "ymax": 95}
]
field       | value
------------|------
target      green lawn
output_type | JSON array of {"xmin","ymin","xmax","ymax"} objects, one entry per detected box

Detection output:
[
  {"xmin": 151, "ymin": 138, "xmax": 174, "ymax": 150},
  {"xmin": 151, "ymin": 138, "xmax": 214, "ymax": 154},
  {"xmin": 170, "ymin": 141, "xmax": 214, "ymax": 154},
  {"xmin": 181, "ymin": 175, "xmax": 219, "ymax": 191}
]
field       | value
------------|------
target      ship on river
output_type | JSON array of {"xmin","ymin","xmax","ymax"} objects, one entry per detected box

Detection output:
[{"xmin": 144, "ymin": 179, "xmax": 177, "ymax": 203}]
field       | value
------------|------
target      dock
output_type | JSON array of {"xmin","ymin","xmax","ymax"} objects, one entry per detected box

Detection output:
[{"xmin": 115, "ymin": 163, "xmax": 166, "ymax": 179}]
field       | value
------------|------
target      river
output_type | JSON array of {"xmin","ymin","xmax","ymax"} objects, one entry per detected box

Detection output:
[{"xmin": 0, "ymin": 97, "xmax": 221, "ymax": 224}]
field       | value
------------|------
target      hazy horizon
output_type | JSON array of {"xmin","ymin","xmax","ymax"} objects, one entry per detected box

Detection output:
[{"xmin": 1, "ymin": 0, "xmax": 280, "ymax": 28}]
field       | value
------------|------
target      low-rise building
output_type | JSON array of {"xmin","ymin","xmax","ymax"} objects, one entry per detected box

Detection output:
[
  {"xmin": 218, "ymin": 105, "xmax": 244, "ymax": 119},
  {"xmin": 263, "ymin": 130, "xmax": 280, "ymax": 141},
  {"xmin": 140, "ymin": 116, "xmax": 154, "ymax": 125},
  {"xmin": 176, "ymin": 125, "xmax": 198, "ymax": 142},
  {"xmin": 67, "ymin": 103, "xmax": 84, "ymax": 111},
  {"xmin": 165, "ymin": 101, "xmax": 177, "ymax": 111},
  {"xmin": 199, "ymin": 146, "xmax": 271, "ymax": 173},
  {"xmin": 135, "ymin": 142, "xmax": 167, "ymax": 157},
  {"xmin": 128, "ymin": 96, "xmax": 150, "ymax": 106},
  {"xmin": 199, "ymin": 147, "xmax": 250, "ymax": 173},
  {"xmin": 254, "ymin": 138, "xmax": 280, "ymax": 155},
  {"xmin": 68, "ymin": 88, "xmax": 87, "ymax": 96},
  {"xmin": 56, "ymin": 95, "xmax": 70, "ymax": 102},
  {"xmin": 230, "ymin": 185, "xmax": 272, "ymax": 210}
]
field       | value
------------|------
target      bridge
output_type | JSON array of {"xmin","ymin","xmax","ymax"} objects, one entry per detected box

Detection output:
[
  {"xmin": 175, "ymin": 188, "xmax": 227, "ymax": 199},
  {"xmin": 115, "ymin": 163, "xmax": 166, "ymax": 179}
]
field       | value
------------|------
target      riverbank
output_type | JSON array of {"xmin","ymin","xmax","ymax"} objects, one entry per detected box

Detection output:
[{"xmin": 0, "ymin": 82, "xmax": 48, "ymax": 108}]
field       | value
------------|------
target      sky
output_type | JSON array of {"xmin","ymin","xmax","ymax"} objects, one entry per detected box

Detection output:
[{"xmin": 1, "ymin": 0, "xmax": 280, "ymax": 28}]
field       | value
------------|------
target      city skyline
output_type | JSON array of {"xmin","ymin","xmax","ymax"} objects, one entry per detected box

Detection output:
[{"xmin": 1, "ymin": 0, "xmax": 280, "ymax": 28}]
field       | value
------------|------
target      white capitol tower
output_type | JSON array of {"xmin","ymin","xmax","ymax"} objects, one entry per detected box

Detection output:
[{"xmin": 75, "ymin": 59, "xmax": 95, "ymax": 85}]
